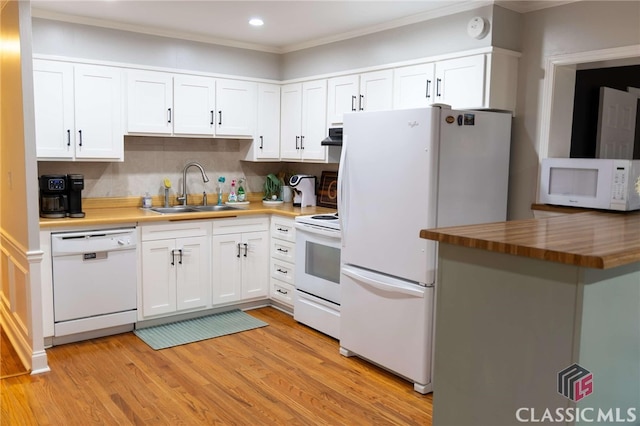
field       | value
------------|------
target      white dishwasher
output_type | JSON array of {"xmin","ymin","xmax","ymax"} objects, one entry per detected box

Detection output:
[{"xmin": 51, "ymin": 228, "xmax": 137, "ymax": 344}]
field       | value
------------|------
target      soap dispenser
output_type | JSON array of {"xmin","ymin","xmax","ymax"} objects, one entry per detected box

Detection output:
[
  {"xmin": 228, "ymin": 179, "xmax": 238, "ymax": 202},
  {"xmin": 237, "ymin": 178, "xmax": 246, "ymax": 202},
  {"xmin": 217, "ymin": 176, "xmax": 225, "ymax": 205}
]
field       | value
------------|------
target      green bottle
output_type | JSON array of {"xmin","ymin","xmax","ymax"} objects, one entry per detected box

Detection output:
[{"xmin": 237, "ymin": 178, "xmax": 246, "ymax": 202}]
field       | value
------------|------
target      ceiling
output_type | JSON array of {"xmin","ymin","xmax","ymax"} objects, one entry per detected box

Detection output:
[{"xmin": 30, "ymin": 0, "xmax": 575, "ymax": 54}]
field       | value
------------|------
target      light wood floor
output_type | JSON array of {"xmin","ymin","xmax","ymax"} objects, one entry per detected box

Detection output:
[{"xmin": 1, "ymin": 307, "xmax": 432, "ymax": 425}]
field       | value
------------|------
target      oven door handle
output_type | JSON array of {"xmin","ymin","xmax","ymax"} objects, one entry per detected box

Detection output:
[{"xmin": 294, "ymin": 223, "xmax": 340, "ymax": 239}]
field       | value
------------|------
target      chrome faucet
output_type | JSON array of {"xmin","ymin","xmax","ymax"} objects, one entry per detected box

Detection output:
[{"xmin": 177, "ymin": 162, "xmax": 210, "ymax": 206}]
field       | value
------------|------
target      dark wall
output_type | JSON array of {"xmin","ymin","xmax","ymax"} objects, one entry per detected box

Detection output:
[{"xmin": 570, "ymin": 65, "xmax": 640, "ymax": 158}]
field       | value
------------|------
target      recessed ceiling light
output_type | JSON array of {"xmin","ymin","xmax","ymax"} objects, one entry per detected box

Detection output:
[{"xmin": 249, "ymin": 18, "xmax": 264, "ymax": 27}]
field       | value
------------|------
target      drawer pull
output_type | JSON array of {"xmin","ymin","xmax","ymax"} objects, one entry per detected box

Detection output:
[
  {"xmin": 276, "ymin": 288, "xmax": 288, "ymax": 295},
  {"xmin": 277, "ymin": 248, "xmax": 288, "ymax": 253},
  {"xmin": 276, "ymin": 227, "xmax": 289, "ymax": 232},
  {"xmin": 276, "ymin": 268, "xmax": 288, "ymax": 274}
]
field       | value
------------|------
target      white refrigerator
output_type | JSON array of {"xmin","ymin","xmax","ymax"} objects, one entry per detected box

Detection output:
[{"xmin": 338, "ymin": 106, "xmax": 511, "ymax": 394}]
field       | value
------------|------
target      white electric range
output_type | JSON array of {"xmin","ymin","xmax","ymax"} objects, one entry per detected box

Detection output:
[{"xmin": 293, "ymin": 212, "xmax": 341, "ymax": 339}]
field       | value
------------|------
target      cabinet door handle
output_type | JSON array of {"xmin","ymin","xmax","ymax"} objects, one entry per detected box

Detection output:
[
  {"xmin": 167, "ymin": 108, "xmax": 172, "ymax": 123},
  {"xmin": 359, "ymin": 94, "xmax": 364, "ymax": 111},
  {"xmin": 243, "ymin": 243, "xmax": 248, "ymax": 257},
  {"xmin": 66, "ymin": 129, "xmax": 71, "ymax": 147},
  {"xmin": 237, "ymin": 243, "xmax": 241, "ymax": 258},
  {"xmin": 351, "ymin": 95, "xmax": 357, "ymax": 111},
  {"xmin": 78, "ymin": 130, "xmax": 83, "ymax": 147},
  {"xmin": 426, "ymin": 79, "xmax": 432, "ymax": 99},
  {"xmin": 259, "ymin": 136, "xmax": 264, "ymax": 149},
  {"xmin": 171, "ymin": 249, "xmax": 176, "ymax": 266},
  {"xmin": 276, "ymin": 268, "xmax": 288, "ymax": 274},
  {"xmin": 300, "ymin": 135, "xmax": 305, "ymax": 150},
  {"xmin": 295, "ymin": 136, "xmax": 300, "ymax": 150},
  {"xmin": 210, "ymin": 110, "xmax": 214, "ymax": 125},
  {"xmin": 178, "ymin": 248, "xmax": 183, "ymax": 265},
  {"xmin": 218, "ymin": 111, "xmax": 222, "ymax": 126},
  {"xmin": 436, "ymin": 78, "xmax": 442, "ymax": 97}
]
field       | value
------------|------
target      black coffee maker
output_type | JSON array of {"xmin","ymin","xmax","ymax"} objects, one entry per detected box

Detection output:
[
  {"xmin": 39, "ymin": 174, "xmax": 85, "ymax": 218},
  {"xmin": 66, "ymin": 174, "xmax": 85, "ymax": 218}
]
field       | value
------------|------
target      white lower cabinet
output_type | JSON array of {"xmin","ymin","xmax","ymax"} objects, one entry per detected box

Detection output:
[
  {"xmin": 269, "ymin": 216, "xmax": 296, "ymax": 309},
  {"xmin": 211, "ymin": 216, "xmax": 270, "ymax": 305},
  {"xmin": 140, "ymin": 221, "xmax": 211, "ymax": 318}
]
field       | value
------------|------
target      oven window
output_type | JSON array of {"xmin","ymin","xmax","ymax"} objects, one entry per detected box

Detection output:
[{"xmin": 305, "ymin": 241, "xmax": 340, "ymax": 284}]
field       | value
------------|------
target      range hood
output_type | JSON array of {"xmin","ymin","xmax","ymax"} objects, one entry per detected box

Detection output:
[{"xmin": 321, "ymin": 128, "xmax": 342, "ymax": 146}]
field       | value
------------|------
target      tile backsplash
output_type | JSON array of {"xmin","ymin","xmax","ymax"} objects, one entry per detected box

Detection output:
[{"xmin": 37, "ymin": 136, "xmax": 338, "ymax": 200}]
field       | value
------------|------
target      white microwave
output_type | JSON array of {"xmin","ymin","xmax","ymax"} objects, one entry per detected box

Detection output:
[{"xmin": 539, "ymin": 158, "xmax": 640, "ymax": 211}]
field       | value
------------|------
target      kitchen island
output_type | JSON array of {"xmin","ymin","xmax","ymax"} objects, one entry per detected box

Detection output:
[{"xmin": 421, "ymin": 212, "xmax": 640, "ymax": 426}]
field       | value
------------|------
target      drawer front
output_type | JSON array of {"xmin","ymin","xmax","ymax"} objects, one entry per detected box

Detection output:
[
  {"xmin": 271, "ymin": 279, "xmax": 294, "ymax": 307},
  {"xmin": 141, "ymin": 221, "xmax": 209, "ymax": 241},
  {"xmin": 270, "ymin": 217, "xmax": 296, "ymax": 242},
  {"xmin": 212, "ymin": 216, "xmax": 269, "ymax": 235},
  {"xmin": 271, "ymin": 239, "xmax": 295, "ymax": 263},
  {"xmin": 270, "ymin": 259, "xmax": 295, "ymax": 285}
]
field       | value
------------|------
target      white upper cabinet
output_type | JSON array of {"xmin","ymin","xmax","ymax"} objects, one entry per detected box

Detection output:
[
  {"xmin": 326, "ymin": 75, "xmax": 358, "ymax": 126},
  {"xmin": 215, "ymin": 79, "xmax": 257, "ymax": 138},
  {"xmin": 127, "ymin": 70, "xmax": 174, "ymax": 134},
  {"xmin": 326, "ymin": 70, "xmax": 393, "ymax": 126},
  {"xmin": 359, "ymin": 70, "xmax": 394, "ymax": 113},
  {"xmin": 33, "ymin": 60, "xmax": 74, "ymax": 159},
  {"xmin": 300, "ymin": 80, "xmax": 328, "ymax": 161},
  {"xmin": 244, "ymin": 83, "xmax": 281, "ymax": 161},
  {"xmin": 127, "ymin": 72, "xmax": 255, "ymax": 137},
  {"xmin": 34, "ymin": 60, "xmax": 123, "ymax": 161},
  {"xmin": 434, "ymin": 55, "xmax": 485, "ymax": 109},
  {"xmin": 393, "ymin": 63, "xmax": 436, "ymax": 109},
  {"xmin": 432, "ymin": 52, "xmax": 518, "ymax": 112},
  {"xmin": 281, "ymin": 80, "xmax": 328, "ymax": 162},
  {"xmin": 173, "ymin": 75, "xmax": 216, "ymax": 135},
  {"xmin": 280, "ymin": 83, "xmax": 303, "ymax": 160}
]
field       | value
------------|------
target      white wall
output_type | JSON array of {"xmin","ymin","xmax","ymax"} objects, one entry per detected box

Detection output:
[
  {"xmin": 32, "ymin": 18, "xmax": 282, "ymax": 80},
  {"xmin": 281, "ymin": 5, "xmax": 499, "ymax": 80},
  {"xmin": 509, "ymin": 0, "xmax": 640, "ymax": 219},
  {"xmin": 1, "ymin": 0, "xmax": 48, "ymax": 373}
]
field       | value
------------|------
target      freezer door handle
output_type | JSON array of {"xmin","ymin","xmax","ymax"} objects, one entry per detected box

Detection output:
[{"xmin": 342, "ymin": 266, "xmax": 425, "ymax": 298}]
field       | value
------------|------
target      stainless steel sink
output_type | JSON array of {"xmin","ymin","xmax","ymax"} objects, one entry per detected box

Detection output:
[
  {"xmin": 148, "ymin": 206, "xmax": 197, "ymax": 214},
  {"xmin": 188, "ymin": 205, "xmax": 240, "ymax": 212},
  {"xmin": 148, "ymin": 205, "xmax": 240, "ymax": 214}
]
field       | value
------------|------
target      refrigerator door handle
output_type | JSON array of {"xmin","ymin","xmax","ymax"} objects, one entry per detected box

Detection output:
[
  {"xmin": 338, "ymin": 138, "xmax": 348, "ymax": 240},
  {"xmin": 342, "ymin": 266, "xmax": 425, "ymax": 298}
]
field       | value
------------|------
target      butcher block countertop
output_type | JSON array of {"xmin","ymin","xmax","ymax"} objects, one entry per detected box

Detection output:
[
  {"xmin": 420, "ymin": 211, "xmax": 640, "ymax": 269},
  {"xmin": 39, "ymin": 194, "xmax": 336, "ymax": 229}
]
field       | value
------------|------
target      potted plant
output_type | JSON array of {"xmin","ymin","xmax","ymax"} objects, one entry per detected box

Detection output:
[{"xmin": 263, "ymin": 173, "xmax": 282, "ymax": 201}]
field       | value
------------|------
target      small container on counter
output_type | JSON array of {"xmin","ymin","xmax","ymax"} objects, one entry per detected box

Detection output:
[{"xmin": 142, "ymin": 192, "xmax": 152, "ymax": 208}]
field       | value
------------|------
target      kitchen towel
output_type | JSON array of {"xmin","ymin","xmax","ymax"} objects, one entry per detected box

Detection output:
[{"xmin": 134, "ymin": 309, "xmax": 268, "ymax": 350}]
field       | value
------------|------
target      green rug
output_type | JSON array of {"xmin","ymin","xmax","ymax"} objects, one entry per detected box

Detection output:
[{"xmin": 134, "ymin": 309, "xmax": 268, "ymax": 350}]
